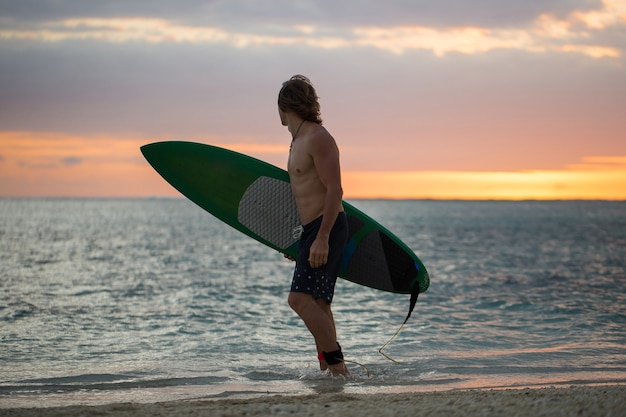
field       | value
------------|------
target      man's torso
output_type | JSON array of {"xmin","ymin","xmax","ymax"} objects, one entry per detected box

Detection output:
[{"xmin": 288, "ymin": 125, "xmax": 340, "ymax": 224}]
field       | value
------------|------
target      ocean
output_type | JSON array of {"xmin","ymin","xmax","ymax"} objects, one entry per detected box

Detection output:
[{"xmin": 1, "ymin": 198, "xmax": 625, "ymax": 408}]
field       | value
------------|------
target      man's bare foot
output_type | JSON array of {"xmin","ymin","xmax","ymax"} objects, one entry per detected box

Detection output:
[{"xmin": 328, "ymin": 362, "xmax": 350, "ymax": 377}]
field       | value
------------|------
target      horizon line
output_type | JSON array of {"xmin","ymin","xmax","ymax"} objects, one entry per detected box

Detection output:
[{"xmin": 2, "ymin": 195, "xmax": 625, "ymax": 202}]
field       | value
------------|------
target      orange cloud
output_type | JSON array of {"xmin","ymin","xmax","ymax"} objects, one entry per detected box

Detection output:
[
  {"xmin": 1, "ymin": 131, "xmax": 625, "ymax": 199},
  {"xmin": 574, "ymin": 0, "xmax": 626, "ymax": 30},
  {"xmin": 0, "ymin": 132, "xmax": 288, "ymax": 197},
  {"xmin": 0, "ymin": 131, "xmax": 158, "ymax": 196},
  {"xmin": 1, "ymin": 0, "xmax": 623, "ymax": 59},
  {"xmin": 353, "ymin": 3, "xmax": 624, "ymax": 58},
  {"xmin": 0, "ymin": 17, "xmax": 347, "ymax": 49}
]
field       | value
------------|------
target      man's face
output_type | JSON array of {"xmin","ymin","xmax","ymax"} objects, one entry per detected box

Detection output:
[{"xmin": 278, "ymin": 106, "xmax": 288, "ymax": 126}]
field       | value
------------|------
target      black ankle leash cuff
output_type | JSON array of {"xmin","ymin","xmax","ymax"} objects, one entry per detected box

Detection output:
[{"xmin": 322, "ymin": 346, "xmax": 344, "ymax": 365}]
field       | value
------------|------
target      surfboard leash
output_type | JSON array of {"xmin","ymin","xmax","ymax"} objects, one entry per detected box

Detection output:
[
  {"xmin": 344, "ymin": 358, "xmax": 370, "ymax": 377},
  {"xmin": 378, "ymin": 285, "xmax": 420, "ymax": 363}
]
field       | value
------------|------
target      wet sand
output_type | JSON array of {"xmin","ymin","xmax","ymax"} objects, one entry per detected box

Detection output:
[{"xmin": 1, "ymin": 385, "xmax": 624, "ymax": 417}]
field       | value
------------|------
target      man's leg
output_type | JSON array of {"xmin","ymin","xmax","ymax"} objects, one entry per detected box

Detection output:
[
  {"xmin": 288, "ymin": 292, "xmax": 348, "ymax": 376},
  {"xmin": 315, "ymin": 299, "xmax": 336, "ymax": 371}
]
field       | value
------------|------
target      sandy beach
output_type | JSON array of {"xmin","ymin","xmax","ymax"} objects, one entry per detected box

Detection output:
[{"xmin": 1, "ymin": 385, "xmax": 624, "ymax": 417}]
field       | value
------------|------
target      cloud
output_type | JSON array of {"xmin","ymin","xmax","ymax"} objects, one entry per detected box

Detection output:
[
  {"xmin": 0, "ymin": 17, "xmax": 351, "ymax": 49},
  {"xmin": 0, "ymin": 0, "xmax": 624, "ymax": 181},
  {"xmin": 0, "ymin": 0, "xmax": 209, "ymax": 23},
  {"xmin": 1, "ymin": 36, "xmax": 624, "ymax": 173},
  {"xmin": 2, "ymin": 131, "xmax": 624, "ymax": 199},
  {"xmin": 1, "ymin": 0, "xmax": 623, "ymax": 59},
  {"xmin": 574, "ymin": 0, "xmax": 626, "ymax": 29},
  {"xmin": 0, "ymin": 0, "xmax": 603, "ymax": 27},
  {"xmin": 61, "ymin": 156, "xmax": 82, "ymax": 166}
]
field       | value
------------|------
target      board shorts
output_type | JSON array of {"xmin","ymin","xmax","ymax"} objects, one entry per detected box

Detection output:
[{"xmin": 290, "ymin": 212, "xmax": 348, "ymax": 304}]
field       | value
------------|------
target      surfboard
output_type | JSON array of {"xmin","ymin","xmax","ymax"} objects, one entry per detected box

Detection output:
[{"xmin": 141, "ymin": 141, "xmax": 429, "ymax": 303}]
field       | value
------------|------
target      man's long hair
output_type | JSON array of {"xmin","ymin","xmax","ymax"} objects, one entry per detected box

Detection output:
[{"xmin": 278, "ymin": 75, "xmax": 323, "ymax": 124}]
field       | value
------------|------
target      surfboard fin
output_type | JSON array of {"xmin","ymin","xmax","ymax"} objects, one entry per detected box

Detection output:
[
  {"xmin": 378, "ymin": 285, "xmax": 420, "ymax": 363},
  {"xmin": 405, "ymin": 284, "xmax": 420, "ymax": 324}
]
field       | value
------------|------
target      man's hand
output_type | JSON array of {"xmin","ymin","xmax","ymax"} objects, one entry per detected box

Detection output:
[
  {"xmin": 308, "ymin": 237, "xmax": 329, "ymax": 268},
  {"xmin": 284, "ymin": 254, "xmax": 296, "ymax": 262}
]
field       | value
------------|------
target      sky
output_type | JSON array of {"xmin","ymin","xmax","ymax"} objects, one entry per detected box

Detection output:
[{"xmin": 1, "ymin": 0, "xmax": 625, "ymax": 199}]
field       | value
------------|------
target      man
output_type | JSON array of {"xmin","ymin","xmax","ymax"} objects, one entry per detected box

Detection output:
[{"xmin": 278, "ymin": 75, "xmax": 349, "ymax": 376}]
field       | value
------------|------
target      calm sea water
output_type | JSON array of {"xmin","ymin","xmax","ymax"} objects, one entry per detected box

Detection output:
[{"xmin": 1, "ymin": 198, "xmax": 625, "ymax": 407}]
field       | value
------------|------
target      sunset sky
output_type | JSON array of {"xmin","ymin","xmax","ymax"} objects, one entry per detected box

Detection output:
[{"xmin": 1, "ymin": 0, "xmax": 625, "ymax": 199}]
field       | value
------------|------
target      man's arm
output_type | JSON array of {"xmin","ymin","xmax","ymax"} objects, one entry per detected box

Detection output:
[{"xmin": 308, "ymin": 131, "xmax": 343, "ymax": 268}]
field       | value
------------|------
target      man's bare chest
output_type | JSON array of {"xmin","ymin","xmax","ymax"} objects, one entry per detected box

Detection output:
[{"xmin": 288, "ymin": 142, "xmax": 314, "ymax": 177}]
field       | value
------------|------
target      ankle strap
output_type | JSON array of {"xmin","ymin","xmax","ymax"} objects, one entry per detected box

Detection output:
[{"xmin": 322, "ymin": 345, "xmax": 344, "ymax": 365}]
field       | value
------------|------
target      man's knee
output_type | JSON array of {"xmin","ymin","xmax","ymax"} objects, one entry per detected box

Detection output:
[{"xmin": 288, "ymin": 292, "xmax": 312, "ymax": 314}]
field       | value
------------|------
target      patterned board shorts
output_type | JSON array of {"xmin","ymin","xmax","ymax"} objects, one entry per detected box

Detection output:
[{"xmin": 290, "ymin": 212, "xmax": 348, "ymax": 304}]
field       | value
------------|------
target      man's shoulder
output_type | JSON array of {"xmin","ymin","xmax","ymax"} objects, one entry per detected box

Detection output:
[{"xmin": 307, "ymin": 125, "xmax": 337, "ymax": 150}]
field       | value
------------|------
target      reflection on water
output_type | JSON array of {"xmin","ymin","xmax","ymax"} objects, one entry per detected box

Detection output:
[{"xmin": 1, "ymin": 199, "xmax": 625, "ymax": 407}]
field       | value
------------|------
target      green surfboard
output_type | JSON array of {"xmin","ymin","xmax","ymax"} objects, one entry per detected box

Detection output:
[{"xmin": 141, "ymin": 141, "xmax": 429, "ymax": 302}]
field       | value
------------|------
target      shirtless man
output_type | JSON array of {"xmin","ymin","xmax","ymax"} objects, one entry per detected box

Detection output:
[{"xmin": 278, "ymin": 75, "xmax": 349, "ymax": 376}]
